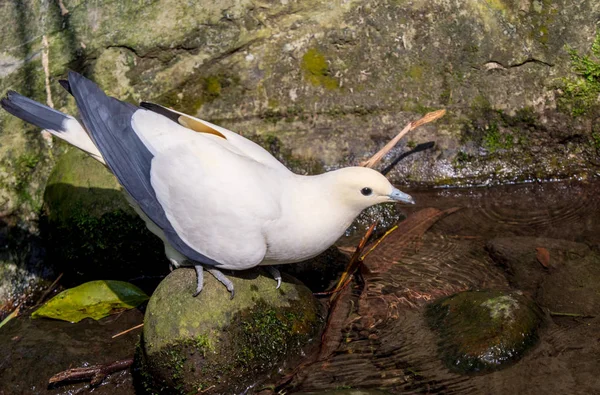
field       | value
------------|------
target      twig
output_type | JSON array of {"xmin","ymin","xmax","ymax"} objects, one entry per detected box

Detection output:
[
  {"xmin": 549, "ymin": 311, "xmax": 595, "ymax": 318},
  {"xmin": 360, "ymin": 109, "xmax": 446, "ymax": 169},
  {"xmin": 36, "ymin": 273, "xmax": 63, "ymax": 306},
  {"xmin": 48, "ymin": 358, "xmax": 134, "ymax": 386},
  {"xmin": 112, "ymin": 323, "xmax": 144, "ymax": 339},
  {"xmin": 313, "ymin": 222, "xmax": 378, "ymax": 296}
]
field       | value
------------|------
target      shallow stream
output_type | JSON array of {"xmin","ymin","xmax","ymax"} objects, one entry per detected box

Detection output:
[{"xmin": 1, "ymin": 180, "xmax": 599, "ymax": 394}]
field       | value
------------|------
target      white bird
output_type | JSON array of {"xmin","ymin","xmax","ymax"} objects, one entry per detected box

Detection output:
[{"xmin": 1, "ymin": 72, "xmax": 414, "ymax": 298}]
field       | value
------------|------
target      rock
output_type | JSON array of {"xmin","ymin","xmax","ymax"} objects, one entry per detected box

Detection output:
[
  {"xmin": 486, "ymin": 237, "xmax": 600, "ymax": 316},
  {"xmin": 486, "ymin": 237, "xmax": 591, "ymax": 293},
  {"xmin": 427, "ymin": 290, "xmax": 542, "ymax": 374},
  {"xmin": 0, "ymin": 308, "xmax": 143, "ymax": 395},
  {"xmin": 294, "ymin": 390, "xmax": 390, "ymax": 395},
  {"xmin": 41, "ymin": 147, "xmax": 165, "ymax": 285},
  {"xmin": 139, "ymin": 268, "xmax": 323, "ymax": 394},
  {"xmin": 1, "ymin": 1, "xmax": 600, "ymax": 220}
]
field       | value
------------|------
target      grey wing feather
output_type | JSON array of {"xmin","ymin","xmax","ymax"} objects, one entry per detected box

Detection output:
[{"xmin": 67, "ymin": 71, "xmax": 220, "ymax": 266}]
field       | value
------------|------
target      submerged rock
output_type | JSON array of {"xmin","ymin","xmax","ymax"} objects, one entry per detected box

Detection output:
[
  {"xmin": 427, "ymin": 290, "xmax": 542, "ymax": 374},
  {"xmin": 487, "ymin": 237, "xmax": 600, "ymax": 316},
  {"xmin": 41, "ymin": 147, "xmax": 165, "ymax": 285},
  {"xmin": 139, "ymin": 268, "xmax": 323, "ymax": 394},
  {"xmin": 0, "ymin": 308, "xmax": 143, "ymax": 395}
]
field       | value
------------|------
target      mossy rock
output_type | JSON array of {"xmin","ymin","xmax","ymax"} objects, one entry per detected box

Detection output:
[
  {"xmin": 41, "ymin": 147, "xmax": 165, "ymax": 285},
  {"xmin": 427, "ymin": 290, "xmax": 543, "ymax": 374},
  {"xmin": 138, "ymin": 268, "xmax": 323, "ymax": 394}
]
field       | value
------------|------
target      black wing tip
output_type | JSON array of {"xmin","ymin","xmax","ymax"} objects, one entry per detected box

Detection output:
[
  {"xmin": 140, "ymin": 101, "xmax": 181, "ymax": 123},
  {"xmin": 58, "ymin": 79, "xmax": 72, "ymax": 95}
]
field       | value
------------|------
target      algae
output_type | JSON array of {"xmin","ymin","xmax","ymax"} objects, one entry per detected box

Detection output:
[{"xmin": 301, "ymin": 48, "xmax": 339, "ymax": 89}]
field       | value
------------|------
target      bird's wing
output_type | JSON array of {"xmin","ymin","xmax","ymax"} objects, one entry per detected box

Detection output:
[
  {"xmin": 67, "ymin": 71, "xmax": 244, "ymax": 266},
  {"xmin": 150, "ymin": 140, "xmax": 282, "ymax": 270},
  {"xmin": 140, "ymin": 102, "xmax": 291, "ymax": 172}
]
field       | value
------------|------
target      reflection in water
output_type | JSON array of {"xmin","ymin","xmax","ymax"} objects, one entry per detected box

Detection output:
[{"xmin": 291, "ymin": 181, "xmax": 600, "ymax": 394}]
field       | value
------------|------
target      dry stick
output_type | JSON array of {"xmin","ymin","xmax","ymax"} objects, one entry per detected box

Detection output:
[
  {"xmin": 48, "ymin": 358, "xmax": 134, "ymax": 387},
  {"xmin": 318, "ymin": 109, "xmax": 446, "ymax": 295},
  {"xmin": 112, "ymin": 323, "xmax": 144, "ymax": 339},
  {"xmin": 360, "ymin": 109, "xmax": 446, "ymax": 169}
]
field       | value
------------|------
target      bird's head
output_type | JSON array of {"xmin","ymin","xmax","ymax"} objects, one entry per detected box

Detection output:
[{"xmin": 327, "ymin": 167, "xmax": 415, "ymax": 212}]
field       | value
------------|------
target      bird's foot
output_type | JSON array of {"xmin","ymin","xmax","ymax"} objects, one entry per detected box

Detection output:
[
  {"xmin": 265, "ymin": 266, "xmax": 282, "ymax": 289},
  {"xmin": 207, "ymin": 268, "xmax": 235, "ymax": 299},
  {"xmin": 193, "ymin": 264, "xmax": 204, "ymax": 297}
]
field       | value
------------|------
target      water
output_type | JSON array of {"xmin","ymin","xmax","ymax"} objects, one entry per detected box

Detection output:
[
  {"xmin": 287, "ymin": 180, "xmax": 600, "ymax": 394},
  {"xmin": 2, "ymin": 181, "xmax": 600, "ymax": 394}
]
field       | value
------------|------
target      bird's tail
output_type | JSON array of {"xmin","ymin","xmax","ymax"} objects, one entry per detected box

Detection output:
[{"xmin": 0, "ymin": 90, "xmax": 104, "ymax": 163}]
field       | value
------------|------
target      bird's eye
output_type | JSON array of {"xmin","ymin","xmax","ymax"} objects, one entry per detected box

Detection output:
[{"xmin": 361, "ymin": 187, "xmax": 373, "ymax": 196}]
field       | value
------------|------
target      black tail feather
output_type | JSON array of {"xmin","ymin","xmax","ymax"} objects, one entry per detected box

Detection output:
[{"xmin": 0, "ymin": 91, "xmax": 68, "ymax": 131}]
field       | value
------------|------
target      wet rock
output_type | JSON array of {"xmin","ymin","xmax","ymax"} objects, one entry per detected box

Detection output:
[
  {"xmin": 486, "ymin": 237, "xmax": 591, "ymax": 294},
  {"xmin": 0, "ymin": 308, "xmax": 143, "ymax": 395},
  {"xmin": 294, "ymin": 390, "xmax": 390, "ymax": 395},
  {"xmin": 427, "ymin": 290, "xmax": 542, "ymax": 374},
  {"xmin": 486, "ymin": 237, "xmax": 600, "ymax": 316},
  {"xmin": 139, "ymin": 268, "xmax": 323, "ymax": 394},
  {"xmin": 41, "ymin": 147, "xmax": 165, "ymax": 285}
]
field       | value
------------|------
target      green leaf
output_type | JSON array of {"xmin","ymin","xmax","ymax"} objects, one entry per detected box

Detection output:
[{"xmin": 31, "ymin": 280, "xmax": 149, "ymax": 323}]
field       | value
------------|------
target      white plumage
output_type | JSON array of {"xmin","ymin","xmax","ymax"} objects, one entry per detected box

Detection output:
[{"xmin": 1, "ymin": 72, "xmax": 414, "ymax": 297}]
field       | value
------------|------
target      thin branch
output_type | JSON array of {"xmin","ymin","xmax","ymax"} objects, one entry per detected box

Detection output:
[
  {"xmin": 48, "ymin": 358, "xmax": 134, "ymax": 386},
  {"xmin": 36, "ymin": 273, "xmax": 63, "ymax": 306},
  {"xmin": 360, "ymin": 109, "xmax": 446, "ymax": 169},
  {"xmin": 112, "ymin": 323, "xmax": 144, "ymax": 339}
]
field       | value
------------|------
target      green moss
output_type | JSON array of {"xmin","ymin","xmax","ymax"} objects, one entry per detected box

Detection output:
[
  {"xmin": 407, "ymin": 64, "xmax": 424, "ymax": 81},
  {"xmin": 483, "ymin": 122, "xmax": 514, "ymax": 152},
  {"xmin": 204, "ymin": 76, "xmax": 222, "ymax": 97},
  {"xmin": 301, "ymin": 48, "xmax": 339, "ymax": 89},
  {"xmin": 559, "ymin": 29, "xmax": 600, "ymax": 116},
  {"xmin": 427, "ymin": 290, "xmax": 542, "ymax": 374},
  {"xmin": 140, "ymin": 269, "xmax": 322, "ymax": 394}
]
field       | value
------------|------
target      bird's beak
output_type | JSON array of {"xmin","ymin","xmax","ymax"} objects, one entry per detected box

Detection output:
[{"xmin": 388, "ymin": 187, "xmax": 415, "ymax": 204}]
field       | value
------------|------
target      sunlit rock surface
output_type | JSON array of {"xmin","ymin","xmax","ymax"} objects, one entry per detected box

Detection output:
[
  {"xmin": 426, "ymin": 290, "xmax": 543, "ymax": 374},
  {"xmin": 139, "ymin": 268, "xmax": 323, "ymax": 394},
  {"xmin": 1, "ymin": 0, "xmax": 600, "ymax": 311}
]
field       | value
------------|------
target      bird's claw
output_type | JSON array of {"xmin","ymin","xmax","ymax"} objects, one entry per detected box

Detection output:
[
  {"xmin": 192, "ymin": 265, "xmax": 234, "ymax": 298},
  {"xmin": 266, "ymin": 266, "xmax": 282, "ymax": 289},
  {"xmin": 207, "ymin": 268, "xmax": 235, "ymax": 299}
]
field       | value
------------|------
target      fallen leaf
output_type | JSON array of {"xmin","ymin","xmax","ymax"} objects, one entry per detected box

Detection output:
[
  {"xmin": 536, "ymin": 247, "xmax": 550, "ymax": 268},
  {"xmin": 32, "ymin": 280, "xmax": 149, "ymax": 323},
  {"xmin": 363, "ymin": 207, "xmax": 460, "ymax": 273},
  {"xmin": 359, "ymin": 207, "xmax": 460, "ymax": 327},
  {"xmin": 0, "ymin": 305, "xmax": 21, "ymax": 330}
]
